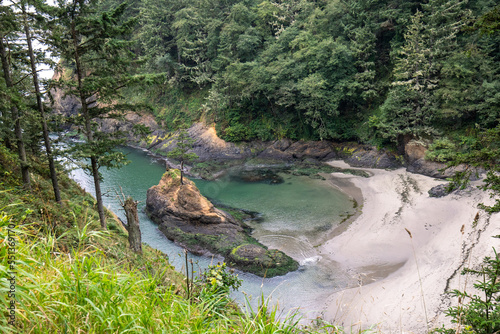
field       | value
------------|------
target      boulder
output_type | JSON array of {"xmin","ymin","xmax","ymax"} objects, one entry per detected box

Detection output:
[
  {"xmin": 228, "ymin": 244, "xmax": 298, "ymax": 277},
  {"xmin": 428, "ymin": 184, "xmax": 451, "ymax": 198}
]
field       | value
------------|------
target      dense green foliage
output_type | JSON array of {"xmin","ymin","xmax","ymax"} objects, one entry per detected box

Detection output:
[
  {"xmin": 124, "ymin": 0, "xmax": 500, "ymax": 147},
  {"xmin": 1, "ymin": 1, "xmax": 499, "ymax": 332}
]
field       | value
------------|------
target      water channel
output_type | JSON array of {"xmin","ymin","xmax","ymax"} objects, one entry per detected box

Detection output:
[{"xmin": 70, "ymin": 146, "xmax": 359, "ymax": 318}]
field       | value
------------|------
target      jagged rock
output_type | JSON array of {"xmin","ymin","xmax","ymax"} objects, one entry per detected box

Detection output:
[
  {"xmin": 228, "ymin": 244, "xmax": 298, "ymax": 276},
  {"xmin": 405, "ymin": 140, "xmax": 428, "ymax": 164},
  {"xmin": 404, "ymin": 140, "xmax": 484, "ymax": 180},
  {"xmin": 407, "ymin": 158, "xmax": 454, "ymax": 178},
  {"xmin": 98, "ymin": 112, "xmax": 161, "ymax": 143},
  {"xmin": 145, "ymin": 169, "xmax": 298, "ymax": 277},
  {"xmin": 50, "ymin": 69, "xmax": 81, "ymax": 117},
  {"xmin": 146, "ymin": 169, "xmax": 239, "ymax": 227},
  {"xmin": 343, "ymin": 146, "xmax": 401, "ymax": 169}
]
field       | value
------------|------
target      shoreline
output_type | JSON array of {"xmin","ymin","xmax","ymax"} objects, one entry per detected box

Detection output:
[
  {"xmin": 321, "ymin": 172, "xmax": 365, "ymax": 240},
  {"xmin": 318, "ymin": 160, "xmax": 500, "ymax": 333},
  {"xmin": 76, "ymin": 143, "xmax": 499, "ymax": 332}
]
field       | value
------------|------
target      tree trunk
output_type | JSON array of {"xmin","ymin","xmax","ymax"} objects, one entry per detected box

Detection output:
[
  {"xmin": 180, "ymin": 159, "xmax": 184, "ymax": 185},
  {"xmin": 22, "ymin": 4, "xmax": 61, "ymax": 202},
  {"xmin": 91, "ymin": 156, "xmax": 106, "ymax": 228},
  {"xmin": 0, "ymin": 35, "xmax": 30, "ymax": 188},
  {"xmin": 71, "ymin": 17, "xmax": 106, "ymax": 228},
  {"xmin": 123, "ymin": 197, "xmax": 142, "ymax": 254}
]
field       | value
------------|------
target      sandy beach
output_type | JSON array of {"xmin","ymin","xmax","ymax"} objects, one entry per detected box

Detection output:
[{"xmin": 320, "ymin": 161, "xmax": 500, "ymax": 333}]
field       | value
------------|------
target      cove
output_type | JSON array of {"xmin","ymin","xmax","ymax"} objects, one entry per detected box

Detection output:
[{"xmin": 70, "ymin": 146, "xmax": 359, "ymax": 318}]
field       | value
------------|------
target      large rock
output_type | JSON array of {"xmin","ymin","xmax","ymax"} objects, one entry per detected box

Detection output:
[
  {"xmin": 146, "ymin": 169, "xmax": 241, "ymax": 231},
  {"xmin": 146, "ymin": 169, "xmax": 298, "ymax": 277},
  {"xmin": 340, "ymin": 145, "xmax": 401, "ymax": 169}
]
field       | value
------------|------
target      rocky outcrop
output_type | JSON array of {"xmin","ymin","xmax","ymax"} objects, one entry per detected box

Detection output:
[
  {"xmin": 404, "ymin": 140, "xmax": 483, "ymax": 179},
  {"xmin": 50, "ymin": 70, "xmax": 81, "ymax": 117},
  {"xmin": 98, "ymin": 112, "xmax": 162, "ymax": 145},
  {"xmin": 145, "ymin": 169, "xmax": 298, "ymax": 277},
  {"xmin": 137, "ymin": 122, "xmax": 402, "ymax": 169}
]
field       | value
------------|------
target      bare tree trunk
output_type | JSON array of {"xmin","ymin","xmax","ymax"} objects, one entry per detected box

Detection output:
[
  {"xmin": 180, "ymin": 159, "xmax": 184, "ymax": 185},
  {"xmin": 0, "ymin": 35, "xmax": 30, "ymax": 188},
  {"xmin": 123, "ymin": 197, "xmax": 142, "ymax": 254},
  {"xmin": 22, "ymin": 4, "xmax": 61, "ymax": 202},
  {"xmin": 91, "ymin": 156, "xmax": 106, "ymax": 228}
]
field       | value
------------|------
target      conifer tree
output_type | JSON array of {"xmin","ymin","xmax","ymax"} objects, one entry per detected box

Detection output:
[
  {"xmin": 167, "ymin": 128, "xmax": 198, "ymax": 186},
  {"xmin": 51, "ymin": 0, "xmax": 139, "ymax": 228},
  {"xmin": 19, "ymin": 0, "xmax": 61, "ymax": 202},
  {"xmin": 377, "ymin": 10, "xmax": 440, "ymax": 153},
  {"xmin": 0, "ymin": 4, "xmax": 30, "ymax": 188}
]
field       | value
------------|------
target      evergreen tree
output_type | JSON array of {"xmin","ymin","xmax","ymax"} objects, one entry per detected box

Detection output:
[
  {"xmin": 377, "ymin": 10, "xmax": 440, "ymax": 153},
  {"xmin": 50, "ymin": 0, "xmax": 139, "ymax": 228},
  {"xmin": 19, "ymin": 0, "xmax": 61, "ymax": 202},
  {"xmin": 0, "ymin": 4, "xmax": 30, "ymax": 188},
  {"xmin": 167, "ymin": 128, "xmax": 198, "ymax": 186}
]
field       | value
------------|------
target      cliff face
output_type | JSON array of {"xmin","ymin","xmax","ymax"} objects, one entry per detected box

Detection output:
[{"xmin": 145, "ymin": 169, "xmax": 299, "ymax": 277}]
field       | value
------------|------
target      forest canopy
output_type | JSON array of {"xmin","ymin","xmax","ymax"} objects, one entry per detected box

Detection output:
[
  {"xmin": 1, "ymin": 0, "xmax": 499, "ymax": 150},
  {"xmin": 123, "ymin": 0, "xmax": 500, "ymax": 147}
]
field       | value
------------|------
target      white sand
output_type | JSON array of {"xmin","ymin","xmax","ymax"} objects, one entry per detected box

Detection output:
[{"xmin": 320, "ymin": 161, "xmax": 500, "ymax": 333}]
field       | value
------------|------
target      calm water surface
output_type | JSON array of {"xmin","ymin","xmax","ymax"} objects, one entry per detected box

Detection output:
[{"xmin": 71, "ymin": 146, "xmax": 357, "ymax": 318}]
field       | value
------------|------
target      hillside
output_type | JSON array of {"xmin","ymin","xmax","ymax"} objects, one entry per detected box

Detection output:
[
  {"xmin": 118, "ymin": 0, "xmax": 499, "ymax": 152},
  {"xmin": 1, "ymin": 0, "xmax": 499, "ymax": 332}
]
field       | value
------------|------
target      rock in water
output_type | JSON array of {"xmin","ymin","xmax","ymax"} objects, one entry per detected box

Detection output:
[{"xmin": 146, "ymin": 169, "xmax": 298, "ymax": 277}]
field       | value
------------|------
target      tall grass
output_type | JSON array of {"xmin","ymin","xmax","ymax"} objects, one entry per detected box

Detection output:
[{"xmin": 1, "ymin": 210, "xmax": 352, "ymax": 334}]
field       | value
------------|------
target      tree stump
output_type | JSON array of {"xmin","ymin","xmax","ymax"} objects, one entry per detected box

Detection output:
[{"xmin": 124, "ymin": 197, "xmax": 142, "ymax": 254}]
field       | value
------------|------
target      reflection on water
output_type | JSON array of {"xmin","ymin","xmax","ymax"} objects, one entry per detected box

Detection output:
[{"xmin": 70, "ymin": 146, "xmax": 358, "ymax": 319}]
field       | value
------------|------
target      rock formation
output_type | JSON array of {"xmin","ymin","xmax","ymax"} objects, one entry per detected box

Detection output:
[{"xmin": 146, "ymin": 169, "xmax": 298, "ymax": 277}]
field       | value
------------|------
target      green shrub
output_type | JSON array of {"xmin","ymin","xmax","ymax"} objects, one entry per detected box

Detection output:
[
  {"xmin": 434, "ymin": 247, "xmax": 500, "ymax": 334},
  {"xmin": 426, "ymin": 138, "xmax": 458, "ymax": 162}
]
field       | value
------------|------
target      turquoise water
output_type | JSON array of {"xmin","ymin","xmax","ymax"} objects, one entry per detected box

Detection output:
[{"xmin": 71, "ymin": 146, "xmax": 357, "ymax": 319}]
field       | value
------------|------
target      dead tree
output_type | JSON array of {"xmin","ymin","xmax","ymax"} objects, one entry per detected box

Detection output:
[
  {"xmin": 117, "ymin": 189, "xmax": 142, "ymax": 254},
  {"xmin": 124, "ymin": 197, "xmax": 142, "ymax": 254}
]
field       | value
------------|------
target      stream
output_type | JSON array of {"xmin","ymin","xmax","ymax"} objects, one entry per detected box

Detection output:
[{"xmin": 70, "ymin": 146, "xmax": 359, "ymax": 319}]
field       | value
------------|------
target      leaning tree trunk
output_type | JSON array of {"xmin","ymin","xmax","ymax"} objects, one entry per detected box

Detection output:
[
  {"xmin": 22, "ymin": 4, "xmax": 61, "ymax": 202},
  {"xmin": 123, "ymin": 197, "xmax": 142, "ymax": 254},
  {"xmin": 90, "ymin": 156, "xmax": 106, "ymax": 228}
]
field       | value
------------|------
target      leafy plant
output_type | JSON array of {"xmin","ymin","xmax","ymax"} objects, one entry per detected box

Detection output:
[
  {"xmin": 196, "ymin": 262, "xmax": 242, "ymax": 295},
  {"xmin": 426, "ymin": 138, "xmax": 458, "ymax": 162},
  {"xmin": 434, "ymin": 247, "xmax": 500, "ymax": 334}
]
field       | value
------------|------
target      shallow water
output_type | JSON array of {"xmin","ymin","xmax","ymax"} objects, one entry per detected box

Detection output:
[{"xmin": 70, "ymin": 146, "xmax": 358, "ymax": 318}]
